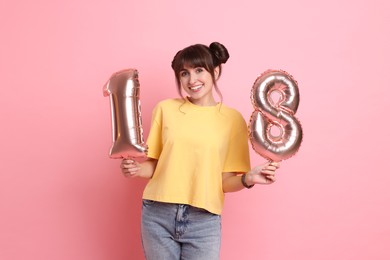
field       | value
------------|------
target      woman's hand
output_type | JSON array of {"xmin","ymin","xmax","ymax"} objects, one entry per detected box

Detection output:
[
  {"xmin": 120, "ymin": 158, "xmax": 141, "ymax": 178},
  {"xmin": 222, "ymin": 161, "xmax": 280, "ymax": 193},
  {"xmin": 245, "ymin": 161, "xmax": 280, "ymax": 186},
  {"xmin": 120, "ymin": 158, "xmax": 157, "ymax": 179}
]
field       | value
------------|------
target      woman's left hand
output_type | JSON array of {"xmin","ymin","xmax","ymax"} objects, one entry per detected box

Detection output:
[{"xmin": 246, "ymin": 161, "xmax": 280, "ymax": 185}]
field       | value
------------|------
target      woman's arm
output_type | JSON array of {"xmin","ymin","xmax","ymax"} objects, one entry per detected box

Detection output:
[
  {"xmin": 222, "ymin": 161, "xmax": 280, "ymax": 193},
  {"xmin": 120, "ymin": 158, "xmax": 158, "ymax": 179}
]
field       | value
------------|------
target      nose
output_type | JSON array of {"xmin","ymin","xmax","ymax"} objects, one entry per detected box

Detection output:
[{"xmin": 189, "ymin": 72, "xmax": 197, "ymax": 84}]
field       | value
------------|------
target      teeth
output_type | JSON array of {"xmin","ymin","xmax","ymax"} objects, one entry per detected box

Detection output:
[{"xmin": 190, "ymin": 85, "xmax": 203, "ymax": 90}]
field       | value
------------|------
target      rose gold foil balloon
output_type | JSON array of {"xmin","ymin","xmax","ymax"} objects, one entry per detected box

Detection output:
[
  {"xmin": 249, "ymin": 70, "xmax": 303, "ymax": 162},
  {"xmin": 103, "ymin": 68, "xmax": 148, "ymax": 161}
]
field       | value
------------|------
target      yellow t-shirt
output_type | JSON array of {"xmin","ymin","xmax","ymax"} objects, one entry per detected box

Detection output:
[{"xmin": 143, "ymin": 98, "xmax": 251, "ymax": 214}]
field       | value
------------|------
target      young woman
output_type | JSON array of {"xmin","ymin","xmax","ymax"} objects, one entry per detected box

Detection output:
[{"xmin": 120, "ymin": 42, "xmax": 279, "ymax": 260}]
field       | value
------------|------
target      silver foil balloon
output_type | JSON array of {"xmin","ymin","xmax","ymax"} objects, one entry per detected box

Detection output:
[
  {"xmin": 249, "ymin": 70, "xmax": 303, "ymax": 162},
  {"xmin": 103, "ymin": 68, "xmax": 148, "ymax": 161}
]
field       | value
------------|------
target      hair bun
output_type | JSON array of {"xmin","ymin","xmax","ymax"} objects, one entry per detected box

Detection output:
[{"xmin": 209, "ymin": 42, "xmax": 230, "ymax": 65}]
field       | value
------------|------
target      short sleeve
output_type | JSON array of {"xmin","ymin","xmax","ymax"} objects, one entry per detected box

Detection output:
[
  {"xmin": 146, "ymin": 104, "xmax": 163, "ymax": 159},
  {"xmin": 223, "ymin": 113, "xmax": 251, "ymax": 173}
]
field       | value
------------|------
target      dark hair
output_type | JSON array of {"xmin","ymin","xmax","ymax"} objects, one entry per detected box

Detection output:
[{"xmin": 171, "ymin": 42, "xmax": 230, "ymax": 100}]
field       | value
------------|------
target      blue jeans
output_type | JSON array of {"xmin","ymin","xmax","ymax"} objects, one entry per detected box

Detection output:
[{"xmin": 141, "ymin": 200, "xmax": 221, "ymax": 260}]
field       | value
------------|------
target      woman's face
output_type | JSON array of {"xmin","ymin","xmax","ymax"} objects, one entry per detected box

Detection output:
[{"xmin": 179, "ymin": 64, "xmax": 219, "ymax": 106}]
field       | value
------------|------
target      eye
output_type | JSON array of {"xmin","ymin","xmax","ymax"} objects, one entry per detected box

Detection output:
[
  {"xmin": 180, "ymin": 71, "xmax": 188, "ymax": 77},
  {"xmin": 195, "ymin": 67, "xmax": 204, "ymax": 73}
]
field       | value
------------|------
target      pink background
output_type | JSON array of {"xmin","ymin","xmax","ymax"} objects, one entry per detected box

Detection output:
[{"xmin": 1, "ymin": 0, "xmax": 389, "ymax": 259}]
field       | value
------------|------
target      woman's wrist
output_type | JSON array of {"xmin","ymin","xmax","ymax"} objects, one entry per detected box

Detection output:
[{"xmin": 241, "ymin": 173, "xmax": 255, "ymax": 189}]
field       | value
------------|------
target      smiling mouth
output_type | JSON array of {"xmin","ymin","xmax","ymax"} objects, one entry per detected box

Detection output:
[{"xmin": 189, "ymin": 85, "xmax": 203, "ymax": 91}]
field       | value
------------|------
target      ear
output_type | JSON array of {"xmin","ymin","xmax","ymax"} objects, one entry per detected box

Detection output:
[{"xmin": 214, "ymin": 66, "xmax": 220, "ymax": 79}]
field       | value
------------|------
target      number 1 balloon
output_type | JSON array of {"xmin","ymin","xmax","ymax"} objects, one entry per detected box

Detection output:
[
  {"xmin": 103, "ymin": 68, "xmax": 148, "ymax": 161},
  {"xmin": 248, "ymin": 70, "xmax": 303, "ymax": 162}
]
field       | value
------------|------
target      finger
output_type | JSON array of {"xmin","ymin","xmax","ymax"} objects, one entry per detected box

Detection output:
[
  {"xmin": 123, "ymin": 172, "xmax": 138, "ymax": 178},
  {"xmin": 128, "ymin": 173, "xmax": 139, "ymax": 178},
  {"xmin": 121, "ymin": 162, "xmax": 139, "ymax": 169},
  {"xmin": 264, "ymin": 173, "xmax": 276, "ymax": 181},
  {"xmin": 123, "ymin": 166, "xmax": 140, "ymax": 172},
  {"xmin": 266, "ymin": 176, "xmax": 276, "ymax": 183},
  {"xmin": 267, "ymin": 163, "xmax": 280, "ymax": 170},
  {"xmin": 265, "ymin": 166, "xmax": 277, "ymax": 171},
  {"xmin": 122, "ymin": 159, "xmax": 135, "ymax": 164},
  {"xmin": 269, "ymin": 161, "xmax": 280, "ymax": 168},
  {"xmin": 128, "ymin": 167, "xmax": 140, "ymax": 172},
  {"xmin": 122, "ymin": 164, "xmax": 133, "ymax": 169},
  {"xmin": 261, "ymin": 170, "xmax": 276, "ymax": 176},
  {"xmin": 122, "ymin": 170, "xmax": 137, "ymax": 178},
  {"xmin": 121, "ymin": 164, "xmax": 131, "ymax": 169}
]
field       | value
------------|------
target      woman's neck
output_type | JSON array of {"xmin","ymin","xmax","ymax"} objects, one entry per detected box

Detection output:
[{"xmin": 187, "ymin": 96, "xmax": 217, "ymax": 107}]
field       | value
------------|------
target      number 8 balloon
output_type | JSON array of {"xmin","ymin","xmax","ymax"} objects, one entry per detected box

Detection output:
[
  {"xmin": 103, "ymin": 68, "xmax": 148, "ymax": 161},
  {"xmin": 248, "ymin": 70, "xmax": 303, "ymax": 162}
]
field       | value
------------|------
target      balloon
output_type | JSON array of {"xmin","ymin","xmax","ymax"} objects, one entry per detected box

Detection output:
[
  {"xmin": 103, "ymin": 68, "xmax": 148, "ymax": 161},
  {"xmin": 248, "ymin": 70, "xmax": 303, "ymax": 162}
]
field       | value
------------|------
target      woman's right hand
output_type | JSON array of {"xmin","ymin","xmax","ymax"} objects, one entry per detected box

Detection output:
[
  {"xmin": 120, "ymin": 158, "xmax": 158, "ymax": 179},
  {"xmin": 120, "ymin": 158, "xmax": 141, "ymax": 178}
]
